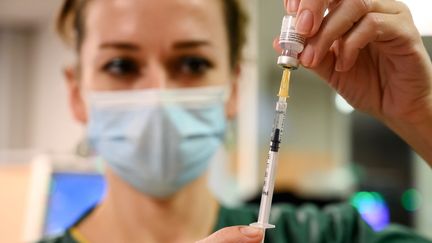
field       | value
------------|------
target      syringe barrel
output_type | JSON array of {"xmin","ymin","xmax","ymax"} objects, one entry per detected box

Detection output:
[
  {"xmin": 257, "ymin": 151, "xmax": 279, "ymax": 224},
  {"xmin": 278, "ymin": 14, "xmax": 306, "ymax": 69},
  {"xmin": 256, "ymin": 100, "xmax": 287, "ymax": 225}
]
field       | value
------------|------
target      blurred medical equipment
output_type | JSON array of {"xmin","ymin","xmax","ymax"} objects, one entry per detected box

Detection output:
[
  {"xmin": 22, "ymin": 155, "xmax": 105, "ymax": 242},
  {"xmin": 250, "ymin": 13, "xmax": 305, "ymax": 241}
]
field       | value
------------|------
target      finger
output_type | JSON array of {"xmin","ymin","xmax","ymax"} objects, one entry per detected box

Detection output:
[
  {"xmin": 305, "ymin": 43, "xmax": 357, "ymax": 95},
  {"xmin": 328, "ymin": 0, "xmax": 342, "ymax": 11},
  {"xmin": 285, "ymin": 0, "xmax": 339, "ymax": 35},
  {"xmin": 303, "ymin": 0, "xmax": 404, "ymax": 68},
  {"xmin": 294, "ymin": 0, "xmax": 331, "ymax": 37},
  {"xmin": 305, "ymin": 47, "xmax": 337, "ymax": 84},
  {"xmin": 273, "ymin": 37, "xmax": 283, "ymax": 53},
  {"xmin": 196, "ymin": 226, "xmax": 263, "ymax": 243},
  {"xmin": 285, "ymin": 0, "xmax": 300, "ymax": 13},
  {"xmin": 336, "ymin": 13, "xmax": 403, "ymax": 72}
]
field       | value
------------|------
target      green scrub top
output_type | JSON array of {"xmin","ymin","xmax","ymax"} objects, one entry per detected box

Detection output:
[{"xmin": 38, "ymin": 203, "xmax": 432, "ymax": 243}]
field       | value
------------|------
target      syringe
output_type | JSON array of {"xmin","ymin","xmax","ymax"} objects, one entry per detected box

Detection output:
[
  {"xmin": 250, "ymin": 69, "xmax": 291, "ymax": 236},
  {"xmin": 250, "ymin": 13, "xmax": 305, "ymax": 242}
]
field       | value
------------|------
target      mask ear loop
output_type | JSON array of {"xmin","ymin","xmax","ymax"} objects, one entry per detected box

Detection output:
[
  {"xmin": 225, "ymin": 118, "xmax": 237, "ymax": 151},
  {"xmin": 221, "ymin": 81, "xmax": 240, "ymax": 205},
  {"xmin": 222, "ymin": 81, "xmax": 235, "ymax": 149}
]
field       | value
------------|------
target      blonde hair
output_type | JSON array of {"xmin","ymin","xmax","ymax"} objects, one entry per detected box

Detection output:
[{"xmin": 56, "ymin": 0, "xmax": 248, "ymax": 68}]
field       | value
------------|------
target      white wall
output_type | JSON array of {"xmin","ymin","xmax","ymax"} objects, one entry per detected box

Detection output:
[
  {"xmin": 0, "ymin": 31, "xmax": 15, "ymax": 148},
  {"xmin": 28, "ymin": 22, "xmax": 83, "ymax": 152},
  {"xmin": 0, "ymin": 1, "xmax": 82, "ymax": 154},
  {"xmin": 236, "ymin": 0, "xmax": 260, "ymax": 197},
  {"xmin": 0, "ymin": 29, "xmax": 32, "ymax": 149}
]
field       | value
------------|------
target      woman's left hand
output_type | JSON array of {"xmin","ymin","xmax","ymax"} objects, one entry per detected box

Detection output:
[
  {"xmin": 279, "ymin": 0, "xmax": 432, "ymax": 164},
  {"xmin": 196, "ymin": 226, "xmax": 263, "ymax": 243}
]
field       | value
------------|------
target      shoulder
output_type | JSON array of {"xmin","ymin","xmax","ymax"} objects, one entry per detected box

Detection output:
[
  {"xmin": 215, "ymin": 204, "xmax": 259, "ymax": 229},
  {"xmin": 216, "ymin": 202, "xmax": 358, "ymax": 225},
  {"xmin": 271, "ymin": 202, "xmax": 368, "ymax": 234},
  {"xmin": 218, "ymin": 203, "xmax": 370, "ymax": 243},
  {"xmin": 264, "ymin": 203, "xmax": 431, "ymax": 243},
  {"xmin": 216, "ymin": 203, "xmax": 359, "ymax": 228},
  {"xmin": 37, "ymin": 205, "xmax": 96, "ymax": 243}
]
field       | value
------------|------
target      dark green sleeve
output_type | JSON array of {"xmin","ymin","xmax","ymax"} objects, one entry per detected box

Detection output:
[
  {"xmin": 266, "ymin": 203, "xmax": 432, "ymax": 243},
  {"xmin": 36, "ymin": 231, "xmax": 78, "ymax": 243},
  {"xmin": 37, "ymin": 237, "xmax": 63, "ymax": 243}
]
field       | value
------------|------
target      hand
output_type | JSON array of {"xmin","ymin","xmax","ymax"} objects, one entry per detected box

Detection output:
[
  {"xmin": 283, "ymin": 0, "xmax": 432, "ymax": 122},
  {"xmin": 280, "ymin": 0, "xmax": 432, "ymax": 164},
  {"xmin": 196, "ymin": 226, "xmax": 263, "ymax": 243}
]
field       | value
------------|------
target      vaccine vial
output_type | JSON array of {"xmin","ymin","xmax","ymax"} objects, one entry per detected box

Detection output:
[{"xmin": 277, "ymin": 14, "xmax": 306, "ymax": 69}]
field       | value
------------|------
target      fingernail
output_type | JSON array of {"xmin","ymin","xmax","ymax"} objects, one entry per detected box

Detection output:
[
  {"xmin": 240, "ymin": 227, "xmax": 262, "ymax": 238},
  {"xmin": 288, "ymin": 0, "xmax": 300, "ymax": 13},
  {"xmin": 296, "ymin": 9, "xmax": 314, "ymax": 35},
  {"xmin": 300, "ymin": 45, "xmax": 314, "ymax": 67}
]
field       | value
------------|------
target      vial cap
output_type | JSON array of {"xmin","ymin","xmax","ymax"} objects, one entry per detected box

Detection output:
[{"xmin": 277, "ymin": 55, "xmax": 299, "ymax": 69}]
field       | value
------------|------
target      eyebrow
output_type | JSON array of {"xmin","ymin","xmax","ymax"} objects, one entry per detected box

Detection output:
[
  {"xmin": 99, "ymin": 40, "xmax": 211, "ymax": 51},
  {"xmin": 100, "ymin": 42, "xmax": 140, "ymax": 51},
  {"xmin": 173, "ymin": 40, "xmax": 211, "ymax": 49}
]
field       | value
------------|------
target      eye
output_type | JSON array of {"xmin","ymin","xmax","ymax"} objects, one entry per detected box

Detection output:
[
  {"xmin": 102, "ymin": 57, "xmax": 140, "ymax": 77},
  {"xmin": 178, "ymin": 56, "xmax": 212, "ymax": 75}
]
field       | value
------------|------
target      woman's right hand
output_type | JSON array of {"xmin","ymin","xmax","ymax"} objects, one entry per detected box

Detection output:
[
  {"xmin": 196, "ymin": 226, "xmax": 263, "ymax": 243},
  {"xmin": 281, "ymin": 0, "xmax": 432, "ymax": 164}
]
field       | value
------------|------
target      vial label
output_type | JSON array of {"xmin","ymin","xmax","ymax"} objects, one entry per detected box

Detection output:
[
  {"xmin": 279, "ymin": 15, "xmax": 305, "ymax": 49},
  {"xmin": 287, "ymin": 32, "xmax": 305, "ymax": 45}
]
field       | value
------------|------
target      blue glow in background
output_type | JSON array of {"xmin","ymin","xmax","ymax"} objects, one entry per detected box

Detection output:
[
  {"xmin": 44, "ymin": 173, "xmax": 106, "ymax": 236},
  {"xmin": 351, "ymin": 191, "xmax": 390, "ymax": 231}
]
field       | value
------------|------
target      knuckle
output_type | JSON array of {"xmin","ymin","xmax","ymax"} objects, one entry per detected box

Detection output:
[
  {"xmin": 395, "ymin": 1, "xmax": 410, "ymax": 13},
  {"xmin": 343, "ymin": 37, "xmax": 355, "ymax": 50},
  {"xmin": 363, "ymin": 13, "xmax": 384, "ymax": 33},
  {"xmin": 352, "ymin": 0, "xmax": 372, "ymax": 13}
]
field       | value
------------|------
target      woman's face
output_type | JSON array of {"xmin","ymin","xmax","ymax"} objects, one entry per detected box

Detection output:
[{"xmin": 67, "ymin": 0, "xmax": 238, "ymax": 122}]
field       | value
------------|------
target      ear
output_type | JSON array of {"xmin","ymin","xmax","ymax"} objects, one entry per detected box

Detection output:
[
  {"xmin": 225, "ymin": 65, "xmax": 241, "ymax": 120},
  {"xmin": 64, "ymin": 66, "xmax": 88, "ymax": 124}
]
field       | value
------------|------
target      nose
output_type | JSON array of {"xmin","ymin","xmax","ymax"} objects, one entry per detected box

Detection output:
[{"xmin": 135, "ymin": 59, "xmax": 167, "ymax": 89}]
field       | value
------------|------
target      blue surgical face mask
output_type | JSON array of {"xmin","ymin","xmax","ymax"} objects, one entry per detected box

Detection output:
[{"xmin": 86, "ymin": 86, "xmax": 227, "ymax": 198}]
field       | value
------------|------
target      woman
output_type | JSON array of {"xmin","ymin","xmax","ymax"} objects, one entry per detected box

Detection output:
[{"xmin": 40, "ymin": 0, "xmax": 432, "ymax": 242}]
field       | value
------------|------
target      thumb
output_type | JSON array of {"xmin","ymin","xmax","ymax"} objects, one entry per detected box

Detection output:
[
  {"xmin": 197, "ymin": 226, "xmax": 263, "ymax": 243},
  {"xmin": 302, "ymin": 43, "xmax": 338, "ymax": 82}
]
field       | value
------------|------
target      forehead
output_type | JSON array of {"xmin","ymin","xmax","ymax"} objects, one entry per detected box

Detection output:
[{"xmin": 84, "ymin": 0, "xmax": 227, "ymax": 47}]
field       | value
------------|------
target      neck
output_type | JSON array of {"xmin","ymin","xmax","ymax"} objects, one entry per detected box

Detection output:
[{"xmin": 79, "ymin": 169, "xmax": 219, "ymax": 243}]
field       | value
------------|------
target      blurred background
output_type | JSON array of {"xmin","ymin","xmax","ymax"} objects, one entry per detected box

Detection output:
[{"xmin": 0, "ymin": 0, "xmax": 431, "ymax": 242}]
